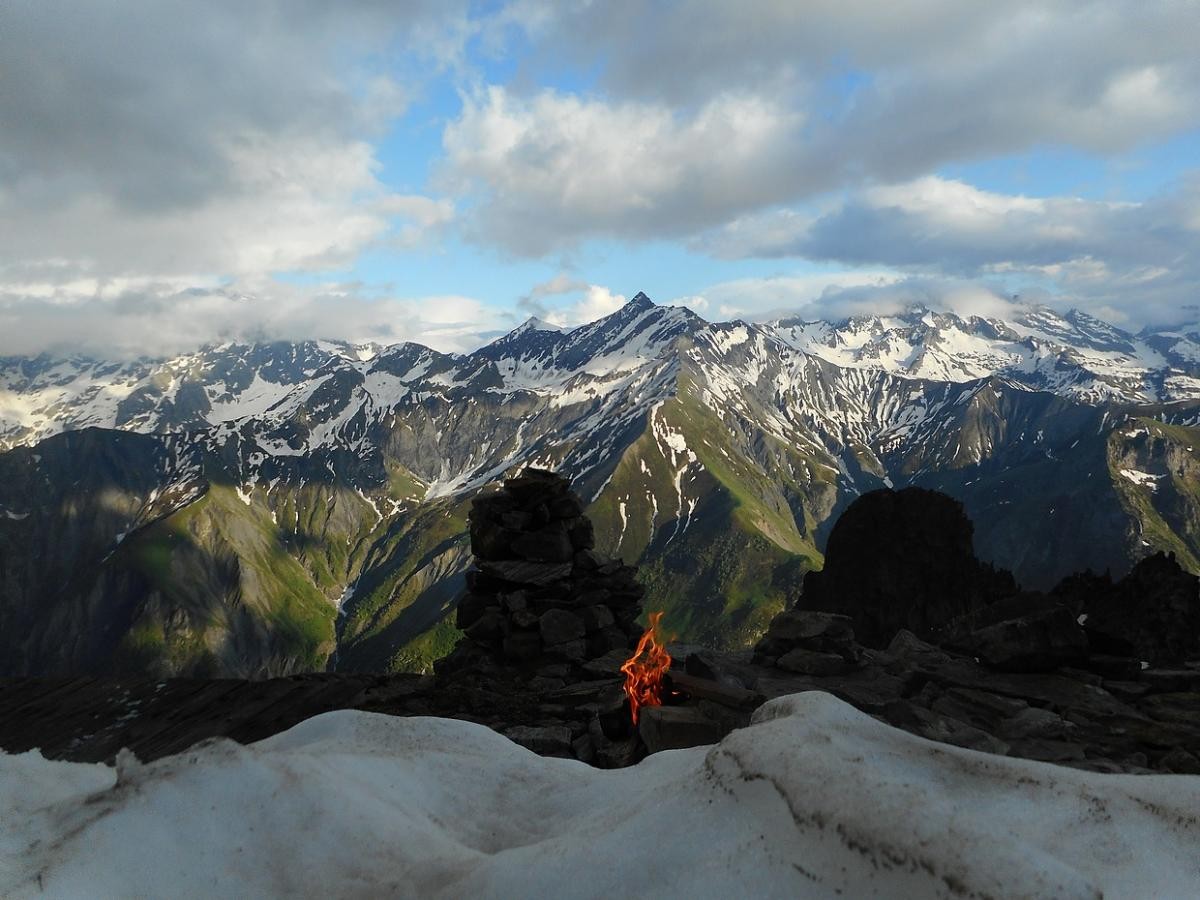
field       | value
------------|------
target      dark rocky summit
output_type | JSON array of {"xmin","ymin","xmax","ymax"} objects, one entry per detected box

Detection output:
[
  {"xmin": 801, "ymin": 488, "xmax": 1016, "ymax": 647},
  {"xmin": 2, "ymin": 481, "xmax": 1198, "ymax": 776}
]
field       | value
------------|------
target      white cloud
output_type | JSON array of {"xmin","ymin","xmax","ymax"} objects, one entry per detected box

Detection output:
[
  {"xmin": 675, "ymin": 272, "xmax": 1061, "ymax": 327},
  {"xmin": 514, "ymin": 276, "xmax": 629, "ymax": 328},
  {"xmin": 704, "ymin": 177, "xmax": 1120, "ymax": 266},
  {"xmin": 698, "ymin": 175, "xmax": 1200, "ymax": 328},
  {"xmin": 441, "ymin": 86, "xmax": 803, "ymax": 254},
  {"xmin": 569, "ymin": 285, "xmax": 627, "ymax": 324},
  {"xmin": 0, "ymin": 1, "xmax": 463, "ymax": 303},
  {"xmin": 524, "ymin": 1, "xmax": 1200, "ymax": 147},
  {"xmin": 446, "ymin": 2, "xmax": 1200, "ymax": 255},
  {"xmin": 5, "ymin": 1, "xmax": 1200, "ymax": 353},
  {"xmin": 520, "ymin": 273, "xmax": 590, "ymax": 303},
  {"xmin": 0, "ymin": 280, "xmax": 501, "ymax": 358},
  {"xmin": 664, "ymin": 295, "xmax": 709, "ymax": 313},
  {"xmin": 0, "ymin": 135, "xmax": 452, "ymax": 285},
  {"xmin": 673, "ymin": 270, "xmax": 903, "ymax": 321}
]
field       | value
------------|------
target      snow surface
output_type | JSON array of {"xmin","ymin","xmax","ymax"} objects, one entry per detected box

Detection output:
[{"xmin": 2, "ymin": 692, "xmax": 1197, "ymax": 899}]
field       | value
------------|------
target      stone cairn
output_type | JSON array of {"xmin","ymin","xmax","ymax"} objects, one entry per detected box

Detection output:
[{"xmin": 437, "ymin": 468, "xmax": 646, "ymax": 683}]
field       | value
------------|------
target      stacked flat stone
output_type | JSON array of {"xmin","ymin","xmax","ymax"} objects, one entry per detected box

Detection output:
[
  {"xmin": 752, "ymin": 609, "xmax": 863, "ymax": 676},
  {"xmin": 440, "ymin": 468, "xmax": 645, "ymax": 680}
]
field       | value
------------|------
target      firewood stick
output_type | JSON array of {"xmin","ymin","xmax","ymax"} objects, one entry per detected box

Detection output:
[{"xmin": 665, "ymin": 672, "xmax": 763, "ymax": 709}]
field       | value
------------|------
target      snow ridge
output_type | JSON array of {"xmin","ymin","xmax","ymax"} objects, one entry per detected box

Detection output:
[{"xmin": 3, "ymin": 692, "xmax": 1196, "ymax": 898}]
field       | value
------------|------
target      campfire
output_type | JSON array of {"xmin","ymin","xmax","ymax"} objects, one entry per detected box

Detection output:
[
  {"xmin": 621, "ymin": 611, "xmax": 673, "ymax": 724},
  {"xmin": 617, "ymin": 611, "xmax": 763, "ymax": 753}
]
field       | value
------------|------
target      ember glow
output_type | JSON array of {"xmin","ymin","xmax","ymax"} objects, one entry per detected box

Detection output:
[{"xmin": 621, "ymin": 611, "xmax": 672, "ymax": 725}]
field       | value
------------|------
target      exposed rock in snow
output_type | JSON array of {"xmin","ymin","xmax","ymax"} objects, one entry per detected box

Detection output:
[{"xmin": 2, "ymin": 693, "xmax": 1197, "ymax": 899}]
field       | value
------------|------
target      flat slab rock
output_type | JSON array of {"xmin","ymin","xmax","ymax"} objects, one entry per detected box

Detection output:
[{"xmin": 638, "ymin": 705, "xmax": 726, "ymax": 754}]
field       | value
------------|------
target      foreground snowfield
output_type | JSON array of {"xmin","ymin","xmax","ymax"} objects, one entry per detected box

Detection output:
[{"xmin": 1, "ymin": 693, "xmax": 1197, "ymax": 899}]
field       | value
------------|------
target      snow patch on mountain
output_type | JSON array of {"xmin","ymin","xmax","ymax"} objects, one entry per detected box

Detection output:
[
  {"xmin": 765, "ymin": 304, "xmax": 1200, "ymax": 404},
  {"xmin": 1120, "ymin": 469, "xmax": 1166, "ymax": 490},
  {"xmin": 6, "ymin": 295, "xmax": 1200, "ymax": 522}
]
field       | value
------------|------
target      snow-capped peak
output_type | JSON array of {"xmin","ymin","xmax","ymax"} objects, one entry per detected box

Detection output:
[
  {"xmin": 761, "ymin": 302, "xmax": 1200, "ymax": 404},
  {"xmin": 5, "ymin": 295, "xmax": 1200, "ymax": 456},
  {"xmin": 484, "ymin": 317, "xmax": 568, "ymax": 350},
  {"xmin": 520, "ymin": 316, "xmax": 565, "ymax": 334}
]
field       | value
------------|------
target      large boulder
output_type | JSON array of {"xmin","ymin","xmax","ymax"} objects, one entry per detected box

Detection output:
[{"xmin": 800, "ymin": 488, "xmax": 1016, "ymax": 648}]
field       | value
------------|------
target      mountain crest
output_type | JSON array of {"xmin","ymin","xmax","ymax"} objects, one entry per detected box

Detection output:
[{"xmin": 514, "ymin": 316, "xmax": 564, "ymax": 335}]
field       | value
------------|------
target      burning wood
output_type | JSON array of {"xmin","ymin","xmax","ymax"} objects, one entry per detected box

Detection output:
[{"xmin": 621, "ymin": 612, "xmax": 671, "ymax": 724}]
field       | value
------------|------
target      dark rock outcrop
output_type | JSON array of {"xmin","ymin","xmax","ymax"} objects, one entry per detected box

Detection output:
[
  {"xmin": 943, "ymin": 592, "xmax": 1088, "ymax": 673},
  {"xmin": 795, "ymin": 488, "xmax": 1199, "ymax": 672},
  {"xmin": 800, "ymin": 488, "xmax": 1016, "ymax": 648},
  {"xmin": 747, "ymin": 488, "xmax": 1200, "ymax": 773},
  {"xmin": 1055, "ymin": 552, "xmax": 1200, "ymax": 665}
]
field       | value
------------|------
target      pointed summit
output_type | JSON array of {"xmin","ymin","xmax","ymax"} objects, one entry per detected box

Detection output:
[
  {"xmin": 628, "ymin": 291, "xmax": 654, "ymax": 309},
  {"xmin": 480, "ymin": 316, "xmax": 567, "ymax": 354},
  {"xmin": 517, "ymin": 316, "xmax": 564, "ymax": 334}
]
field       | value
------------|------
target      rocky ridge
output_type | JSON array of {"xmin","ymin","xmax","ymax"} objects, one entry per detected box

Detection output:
[
  {"xmin": 8, "ymin": 295, "xmax": 1200, "ymax": 677},
  {"xmin": 750, "ymin": 488, "xmax": 1200, "ymax": 774}
]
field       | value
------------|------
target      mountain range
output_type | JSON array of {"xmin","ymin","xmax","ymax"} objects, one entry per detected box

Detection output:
[{"xmin": 4, "ymin": 292, "xmax": 1200, "ymax": 677}]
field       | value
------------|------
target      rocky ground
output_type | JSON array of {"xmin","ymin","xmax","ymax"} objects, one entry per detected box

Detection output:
[{"xmin": 3, "ymin": 635, "xmax": 1198, "ymax": 774}]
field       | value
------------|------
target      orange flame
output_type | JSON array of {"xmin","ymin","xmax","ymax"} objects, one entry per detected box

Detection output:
[{"xmin": 621, "ymin": 611, "xmax": 672, "ymax": 725}]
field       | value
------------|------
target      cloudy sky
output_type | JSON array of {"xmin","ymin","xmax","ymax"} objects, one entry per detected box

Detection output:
[{"xmin": 3, "ymin": 0, "xmax": 1199, "ymax": 356}]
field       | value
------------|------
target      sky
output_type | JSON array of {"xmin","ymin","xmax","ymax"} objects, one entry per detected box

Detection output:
[{"xmin": 2, "ymin": 0, "xmax": 1199, "ymax": 357}]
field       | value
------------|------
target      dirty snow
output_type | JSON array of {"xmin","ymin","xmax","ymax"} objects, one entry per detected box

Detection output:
[{"xmin": 2, "ymin": 693, "xmax": 1198, "ymax": 899}]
